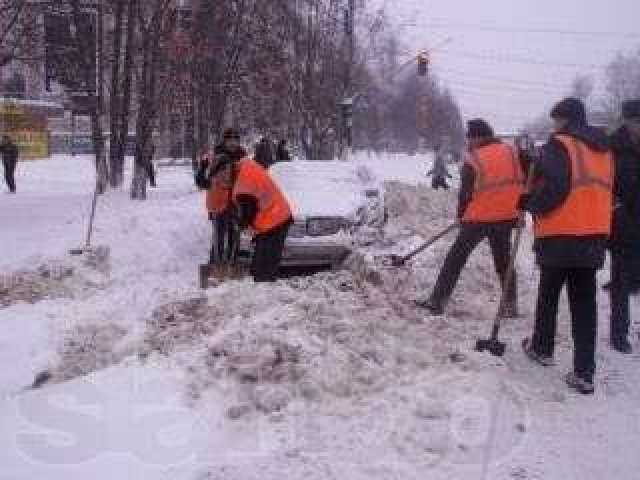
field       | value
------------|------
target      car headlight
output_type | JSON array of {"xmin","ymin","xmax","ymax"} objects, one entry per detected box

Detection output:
[{"xmin": 306, "ymin": 217, "xmax": 349, "ymax": 237}]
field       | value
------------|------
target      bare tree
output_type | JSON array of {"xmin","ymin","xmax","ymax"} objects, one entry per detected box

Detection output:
[
  {"xmin": 603, "ymin": 49, "xmax": 640, "ymax": 117},
  {"xmin": 108, "ymin": 0, "xmax": 137, "ymax": 187},
  {"xmin": 569, "ymin": 74, "xmax": 594, "ymax": 103},
  {"xmin": 130, "ymin": 0, "xmax": 172, "ymax": 200}
]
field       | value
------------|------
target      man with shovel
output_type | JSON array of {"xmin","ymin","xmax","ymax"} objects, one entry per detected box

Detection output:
[
  {"xmin": 520, "ymin": 98, "xmax": 613, "ymax": 395},
  {"xmin": 417, "ymin": 119, "xmax": 525, "ymax": 316}
]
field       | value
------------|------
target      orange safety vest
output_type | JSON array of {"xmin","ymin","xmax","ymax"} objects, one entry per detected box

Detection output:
[
  {"xmin": 534, "ymin": 135, "xmax": 613, "ymax": 238},
  {"xmin": 202, "ymin": 150, "xmax": 233, "ymax": 215},
  {"xmin": 462, "ymin": 142, "xmax": 525, "ymax": 223},
  {"xmin": 232, "ymin": 158, "xmax": 292, "ymax": 234},
  {"xmin": 206, "ymin": 167, "xmax": 233, "ymax": 214}
]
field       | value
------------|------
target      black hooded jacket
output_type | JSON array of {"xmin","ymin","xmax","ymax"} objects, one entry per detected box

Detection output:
[
  {"xmin": 521, "ymin": 123, "xmax": 611, "ymax": 268},
  {"xmin": 194, "ymin": 144, "xmax": 247, "ymax": 190},
  {"xmin": 609, "ymin": 125, "xmax": 640, "ymax": 253}
]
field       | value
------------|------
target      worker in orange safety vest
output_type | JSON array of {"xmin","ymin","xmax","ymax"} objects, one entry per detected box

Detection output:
[
  {"xmin": 417, "ymin": 118, "xmax": 525, "ymax": 317},
  {"xmin": 520, "ymin": 97, "xmax": 613, "ymax": 395},
  {"xmin": 195, "ymin": 128, "xmax": 247, "ymax": 264},
  {"xmin": 204, "ymin": 129, "xmax": 293, "ymax": 282}
]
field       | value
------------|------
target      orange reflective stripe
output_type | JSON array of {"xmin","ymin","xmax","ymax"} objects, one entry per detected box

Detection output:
[{"xmin": 570, "ymin": 138, "xmax": 613, "ymax": 190}]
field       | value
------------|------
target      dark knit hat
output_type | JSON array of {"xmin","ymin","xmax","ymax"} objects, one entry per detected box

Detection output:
[
  {"xmin": 223, "ymin": 127, "xmax": 240, "ymax": 140},
  {"xmin": 466, "ymin": 119, "xmax": 494, "ymax": 139},
  {"xmin": 550, "ymin": 97, "xmax": 587, "ymax": 125},
  {"xmin": 622, "ymin": 99, "xmax": 640, "ymax": 120}
]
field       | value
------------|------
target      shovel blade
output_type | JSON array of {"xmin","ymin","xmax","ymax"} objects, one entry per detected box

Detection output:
[
  {"xmin": 199, "ymin": 264, "xmax": 247, "ymax": 289},
  {"xmin": 475, "ymin": 338, "xmax": 506, "ymax": 357},
  {"xmin": 390, "ymin": 255, "xmax": 406, "ymax": 267}
]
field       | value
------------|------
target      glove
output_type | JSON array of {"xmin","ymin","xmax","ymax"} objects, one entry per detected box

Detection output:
[{"xmin": 517, "ymin": 193, "xmax": 531, "ymax": 211}]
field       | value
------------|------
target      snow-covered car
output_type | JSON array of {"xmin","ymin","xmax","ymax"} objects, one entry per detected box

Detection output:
[{"xmin": 238, "ymin": 160, "xmax": 386, "ymax": 268}]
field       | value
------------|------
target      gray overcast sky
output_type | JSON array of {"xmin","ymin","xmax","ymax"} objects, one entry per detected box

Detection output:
[{"xmin": 376, "ymin": 0, "xmax": 640, "ymax": 131}]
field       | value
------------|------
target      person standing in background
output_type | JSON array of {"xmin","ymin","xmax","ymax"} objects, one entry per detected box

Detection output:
[
  {"xmin": 276, "ymin": 139, "xmax": 292, "ymax": 162},
  {"xmin": 607, "ymin": 99, "xmax": 640, "ymax": 354},
  {"xmin": 427, "ymin": 143, "xmax": 452, "ymax": 190},
  {"xmin": 254, "ymin": 136, "xmax": 275, "ymax": 169},
  {"xmin": 1, "ymin": 134, "xmax": 19, "ymax": 194}
]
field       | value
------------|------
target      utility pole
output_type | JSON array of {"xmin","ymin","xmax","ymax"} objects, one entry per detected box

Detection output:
[
  {"xmin": 97, "ymin": 0, "xmax": 104, "ymax": 114},
  {"xmin": 342, "ymin": 0, "xmax": 355, "ymax": 158}
]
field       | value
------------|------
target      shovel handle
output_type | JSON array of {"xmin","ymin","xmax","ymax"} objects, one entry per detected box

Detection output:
[
  {"xmin": 494, "ymin": 162, "xmax": 536, "ymax": 328},
  {"xmin": 400, "ymin": 223, "xmax": 460, "ymax": 264}
]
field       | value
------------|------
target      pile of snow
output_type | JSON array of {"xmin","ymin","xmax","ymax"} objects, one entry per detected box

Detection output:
[
  {"xmin": 0, "ymin": 248, "xmax": 110, "ymax": 308},
  {"xmin": 1, "ymin": 153, "xmax": 639, "ymax": 480}
]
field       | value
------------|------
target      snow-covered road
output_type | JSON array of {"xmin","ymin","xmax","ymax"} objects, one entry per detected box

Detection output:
[{"xmin": 1, "ymin": 154, "xmax": 639, "ymax": 480}]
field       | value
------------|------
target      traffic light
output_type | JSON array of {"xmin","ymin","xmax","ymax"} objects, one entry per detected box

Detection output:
[{"xmin": 418, "ymin": 51, "xmax": 429, "ymax": 76}]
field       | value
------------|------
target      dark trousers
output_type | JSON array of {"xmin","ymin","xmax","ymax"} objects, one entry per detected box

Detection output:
[
  {"xmin": 432, "ymin": 176, "xmax": 449, "ymax": 190},
  {"xmin": 430, "ymin": 222, "xmax": 517, "ymax": 306},
  {"xmin": 251, "ymin": 220, "xmax": 291, "ymax": 282},
  {"xmin": 147, "ymin": 161, "xmax": 156, "ymax": 187},
  {"xmin": 532, "ymin": 267, "xmax": 598, "ymax": 382},
  {"xmin": 209, "ymin": 210, "xmax": 237, "ymax": 264},
  {"xmin": 610, "ymin": 252, "xmax": 640, "ymax": 340},
  {"xmin": 3, "ymin": 159, "xmax": 16, "ymax": 193}
]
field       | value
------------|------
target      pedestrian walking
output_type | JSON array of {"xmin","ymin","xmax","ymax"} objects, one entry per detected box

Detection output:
[
  {"xmin": 1, "ymin": 134, "xmax": 19, "ymax": 193},
  {"xmin": 427, "ymin": 143, "xmax": 452, "ymax": 190}
]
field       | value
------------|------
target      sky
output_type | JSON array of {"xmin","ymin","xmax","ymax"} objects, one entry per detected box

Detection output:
[{"xmin": 375, "ymin": 0, "xmax": 640, "ymax": 132}]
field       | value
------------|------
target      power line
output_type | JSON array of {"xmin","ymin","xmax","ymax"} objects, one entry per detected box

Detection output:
[
  {"xmin": 398, "ymin": 22, "xmax": 640, "ymax": 39},
  {"xmin": 451, "ymin": 87, "xmax": 560, "ymax": 104},
  {"xmin": 435, "ymin": 67, "xmax": 571, "ymax": 89},
  {"xmin": 438, "ymin": 48, "xmax": 607, "ymax": 69},
  {"xmin": 440, "ymin": 75, "xmax": 569, "ymax": 94},
  {"xmin": 439, "ymin": 75, "xmax": 565, "ymax": 94}
]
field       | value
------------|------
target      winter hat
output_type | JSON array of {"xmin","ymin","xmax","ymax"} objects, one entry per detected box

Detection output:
[
  {"xmin": 550, "ymin": 97, "xmax": 587, "ymax": 125},
  {"xmin": 223, "ymin": 127, "xmax": 240, "ymax": 140},
  {"xmin": 622, "ymin": 99, "xmax": 640, "ymax": 121},
  {"xmin": 466, "ymin": 119, "xmax": 494, "ymax": 139}
]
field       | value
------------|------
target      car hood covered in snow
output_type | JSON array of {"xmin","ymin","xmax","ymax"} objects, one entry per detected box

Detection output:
[{"xmin": 270, "ymin": 160, "xmax": 374, "ymax": 220}]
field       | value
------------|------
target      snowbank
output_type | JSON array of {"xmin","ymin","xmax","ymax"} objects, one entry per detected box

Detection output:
[{"xmin": 0, "ymin": 153, "xmax": 638, "ymax": 480}]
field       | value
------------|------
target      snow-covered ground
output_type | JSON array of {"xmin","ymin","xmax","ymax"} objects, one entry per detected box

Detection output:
[{"xmin": 1, "ymin": 154, "xmax": 638, "ymax": 480}]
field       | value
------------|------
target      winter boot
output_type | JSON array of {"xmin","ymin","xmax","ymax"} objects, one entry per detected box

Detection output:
[
  {"xmin": 611, "ymin": 336, "xmax": 632, "ymax": 354},
  {"xmin": 522, "ymin": 338, "xmax": 554, "ymax": 367},
  {"xmin": 565, "ymin": 372, "xmax": 594, "ymax": 395}
]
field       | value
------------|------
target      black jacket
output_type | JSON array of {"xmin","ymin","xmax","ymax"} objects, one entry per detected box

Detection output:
[
  {"xmin": 521, "ymin": 123, "xmax": 611, "ymax": 268},
  {"xmin": 194, "ymin": 144, "xmax": 246, "ymax": 190},
  {"xmin": 254, "ymin": 139, "xmax": 274, "ymax": 169},
  {"xmin": 0, "ymin": 142, "xmax": 19, "ymax": 165},
  {"xmin": 276, "ymin": 142, "xmax": 291, "ymax": 162},
  {"xmin": 193, "ymin": 144, "xmax": 265, "ymax": 227},
  {"xmin": 609, "ymin": 126, "xmax": 640, "ymax": 253}
]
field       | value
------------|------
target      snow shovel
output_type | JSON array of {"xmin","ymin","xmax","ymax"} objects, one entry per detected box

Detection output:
[
  {"xmin": 199, "ymin": 262, "xmax": 247, "ymax": 289},
  {"xmin": 388, "ymin": 223, "xmax": 460, "ymax": 267},
  {"xmin": 70, "ymin": 181, "xmax": 107, "ymax": 256},
  {"xmin": 475, "ymin": 163, "xmax": 535, "ymax": 357},
  {"xmin": 199, "ymin": 218, "xmax": 247, "ymax": 288}
]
